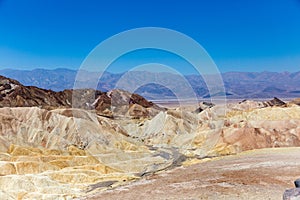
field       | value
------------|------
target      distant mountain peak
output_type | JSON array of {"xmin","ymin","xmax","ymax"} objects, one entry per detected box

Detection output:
[{"xmin": 1, "ymin": 68, "xmax": 300, "ymax": 99}]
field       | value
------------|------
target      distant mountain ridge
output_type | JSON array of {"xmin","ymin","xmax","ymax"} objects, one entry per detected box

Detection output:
[{"xmin": 1, "ymin": 68, "xmax": 300, "ymax": 99}]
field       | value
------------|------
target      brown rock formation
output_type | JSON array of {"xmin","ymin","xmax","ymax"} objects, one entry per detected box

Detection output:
[
  {"xmin": 0, "ymin": 75, "xmax": 72, "ymax": 108},
  {"xmin": 194, "ymin": 101, "xmax": 215, "ymax": 113},
  {"xmin": 263, "ymin": 97, "xmax": 286, "ymax": 107},
  {"xmin": 0, "ymin": 75, "xmax": 162, "ymax": 119}
]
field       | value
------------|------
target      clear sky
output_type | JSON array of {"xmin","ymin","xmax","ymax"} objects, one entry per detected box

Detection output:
[{"xmin": 0, "ymin": 0, "xmax": 300, "ymax": 74}]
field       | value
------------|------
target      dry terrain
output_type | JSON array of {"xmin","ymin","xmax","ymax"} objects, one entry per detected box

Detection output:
[
  {"xmin": 81, "ymin": 147, "xmax": 300, "ymax": 200},
  {"xmin": 1, "ymin": 75, "xmax": 300, "ymax": 199}
]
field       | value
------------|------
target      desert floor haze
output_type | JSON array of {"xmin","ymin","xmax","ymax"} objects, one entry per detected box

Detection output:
[{"xmin": 0, "ymin": 74, "xmax": 300, "ymax": 199}]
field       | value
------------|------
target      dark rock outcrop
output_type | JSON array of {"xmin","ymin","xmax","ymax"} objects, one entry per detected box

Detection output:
[
  {"xmin": 194, "ymin": 102, "xmax": 215, "ymax": 113},
  {"xmin": 283, "ymin": 188, "xmax": 300, "ymax": 200},
  {"xmin": 0, "ymin": 75, "xmax": 163, "ymax": 119},
  {"xmin": 295, "ymin": 178, "xmax": 300, "ymax": 188},
  {"xmin": 283, "ymin": 178, "xmax": 300, "ymax": 200},
  {"xmin": 93, "ymin": 89, "xmax": 165, "ymax": 118},
  {"xmin": 263, "ymin": 97, "xmax": 286, "ymax": 107},
  {"xmin": 0, "ymin": 75, "xmax": 73, "ymax": 108}
]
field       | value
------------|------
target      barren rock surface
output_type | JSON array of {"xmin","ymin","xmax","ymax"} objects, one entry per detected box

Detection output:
[
  {"xmin": 1, "ymin": 75, "xmax": 300, "ymax": 199},
  {"xmin": 81, "ymin": 147, "xmax": 300, "ymax": 200},
  {"xmin": 1, "ymin": 101, "xmax": 300, "ymax": 199},
  {"xmin": 0, "ymin": 107, "xmax": 177, "ymax": 199},
  {"xmin": 0, "ymin": 75, "xmax": 163, "ymax": 119}
]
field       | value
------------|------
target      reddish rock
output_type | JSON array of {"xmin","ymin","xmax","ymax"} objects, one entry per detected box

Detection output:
[{"xmin": 0, "ymin": 75, "xmax": 162, "ymax": 119}]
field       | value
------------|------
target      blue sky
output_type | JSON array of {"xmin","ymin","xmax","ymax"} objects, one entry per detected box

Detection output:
[{"xmin": 0, "ymin": 0, "xmax": 300, "ymax": 74}]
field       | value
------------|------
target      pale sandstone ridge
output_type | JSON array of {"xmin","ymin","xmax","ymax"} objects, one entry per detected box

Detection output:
[
  {"xmin": 1, "ymin": 101, "xmax": 300, "ymax": 198},
  {"xmin": 289, "ymin": 97, "xmax": 300, "ymax": 106},
  {"xmin": 1, "ymin": 74, "xmax": 300, "ymax": 199},
  {"xmin": 123, "ymin": 99, "xmax": 300, "ymax": 157},
  {"xmin": 0, "ymin": 107, "xmax": 180, "ymax": 199}
]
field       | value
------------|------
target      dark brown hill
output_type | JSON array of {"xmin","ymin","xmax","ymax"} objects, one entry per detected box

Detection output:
[{"xmin": 0, "ymin": 75, "xmax": 162, "ymax": 118}]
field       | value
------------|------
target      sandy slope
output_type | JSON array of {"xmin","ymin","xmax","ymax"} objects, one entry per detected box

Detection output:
[{"xmin": 81, "ymin": 147, "xmax": 300, "ymax": 200}]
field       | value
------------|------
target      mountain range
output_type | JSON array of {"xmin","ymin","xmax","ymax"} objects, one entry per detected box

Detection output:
[{"xmin": 1, "ymin": 68, "xmax": 300, "ymax": 99}]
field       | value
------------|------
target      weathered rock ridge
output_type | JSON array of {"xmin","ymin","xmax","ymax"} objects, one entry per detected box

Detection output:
[
  {"xmin": 1, "ymin": 75, "xmax": 300, "ymax": 199},
  {"xmin": 0, "ymin": 75, "xmax": 163, "ymax": 119}
]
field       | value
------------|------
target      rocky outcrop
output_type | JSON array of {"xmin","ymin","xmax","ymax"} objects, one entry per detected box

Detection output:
[
  {"xmin": 228, "ymin": 97, "xmax": 286, "ymax": 112},
  {"xmin": 295, "ymin": 178, "xmax": 300, "ymax": 188},
  {"xmin": 0, "ymin": 75, "xmax": 73, "ymax": 108},
  {"xmin": 194, "ymin": 101, "xmax": 215, "ymax": 113},
  {"xmin": 0, "ymin": 106, "xmax": 181, "ymax": 199},
  {"xmin": 93, "ymin": 89, "xmax": 164, "ymax": 118},
  {"xmin": 0, "ymin": 75, "xmax": 163, "ymax": 119},
  {"xmin": 231, "ymin": 99, "xmax": 266, "ymax": 110},
  {"xmin": 209, "ymin": 105, "xmax": 300, "ymax": 156},
  {"xmin": 121, "ymin": 101, "xmax": 300, "ymax": 157},
  {"xmin": 283, "ymin": 179, "xmax": 300, "ymax": 200},
  {"xmin": 263, "ymin": 97, "xmax": 286, "ymax": 107},
  {"xmin": 283, "ymin": 188, "xmax": 300, "ymax": 200},
  {"xmin": 0, "ymin": 143, "xmax": 139, "ymax": 199}
]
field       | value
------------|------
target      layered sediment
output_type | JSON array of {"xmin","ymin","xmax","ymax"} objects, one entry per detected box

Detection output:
[{"xmin": 1, "ymin": 75, "xmax": 300, "ymax": 199}]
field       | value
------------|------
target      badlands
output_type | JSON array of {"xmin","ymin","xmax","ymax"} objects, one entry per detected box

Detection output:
[{"xmin": 1, "ymin": 75, "xmax": 300, "ymax": 199}]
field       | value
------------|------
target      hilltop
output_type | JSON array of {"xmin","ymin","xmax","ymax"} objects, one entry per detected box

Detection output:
[{"xmin": 0, "ymin": 75, "xmax": 163, "ymax": 119}]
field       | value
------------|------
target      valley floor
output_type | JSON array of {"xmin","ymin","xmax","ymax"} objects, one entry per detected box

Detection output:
[{"xmin": 80, "ymin": 147, "xmax": 300, "ymax": 200}]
